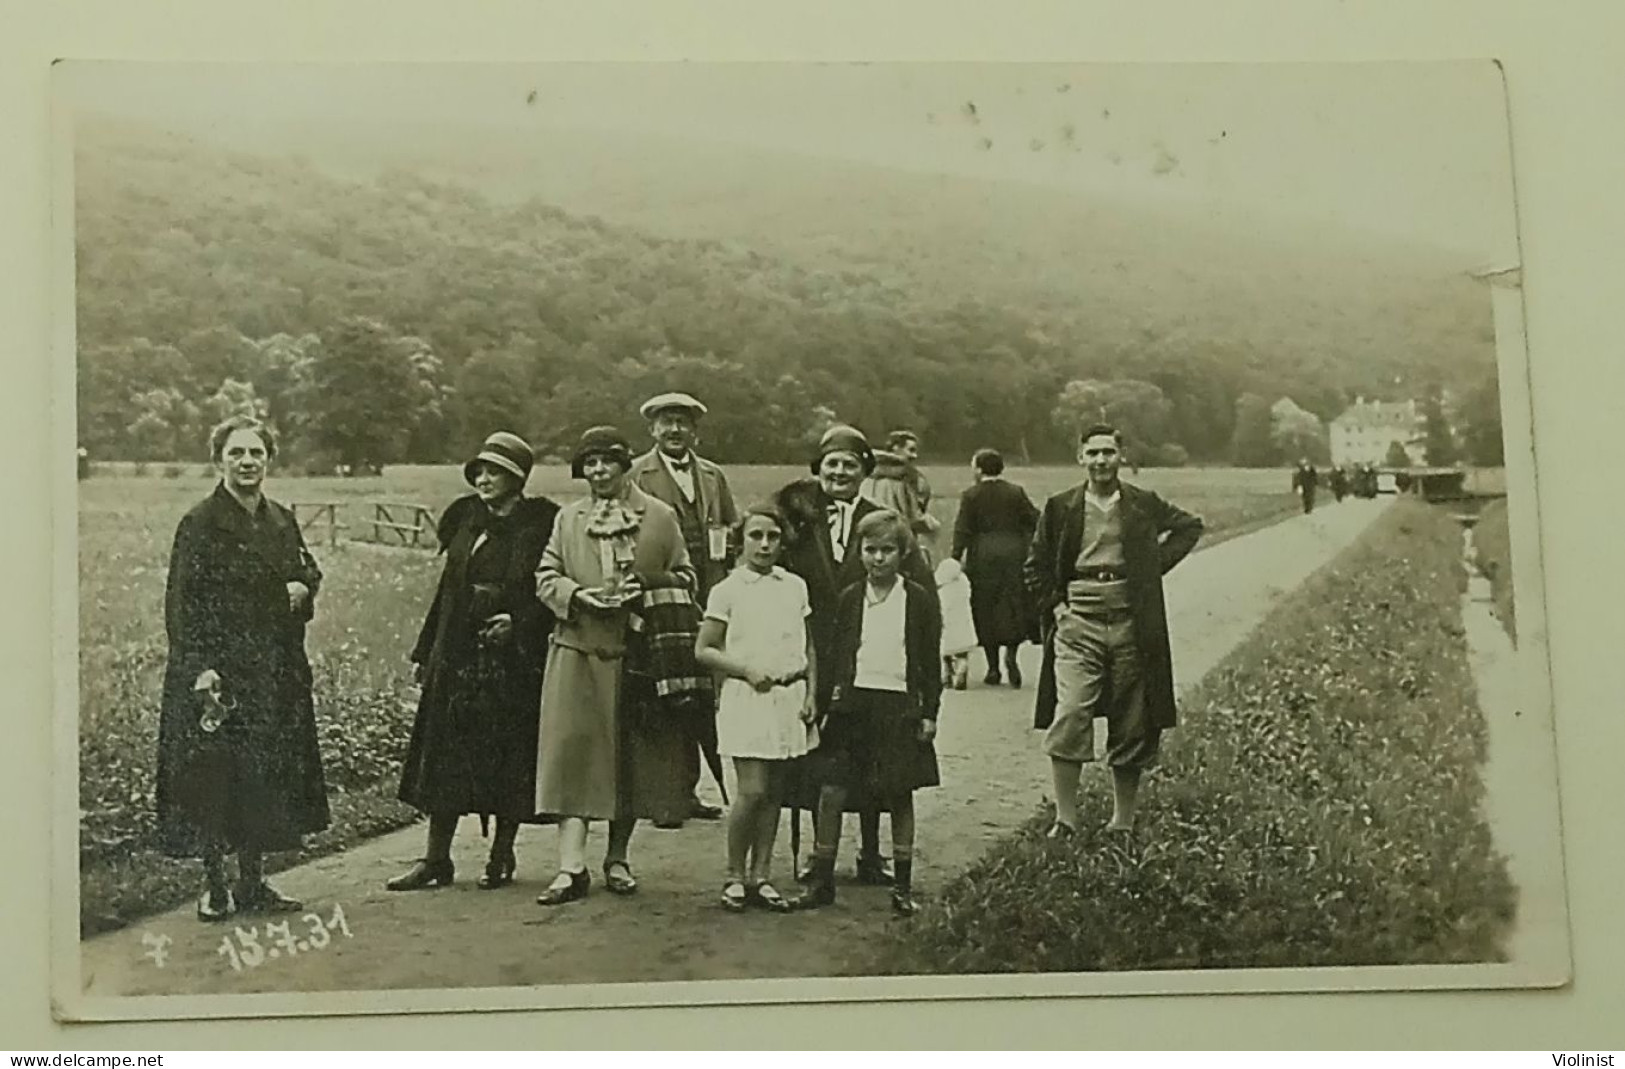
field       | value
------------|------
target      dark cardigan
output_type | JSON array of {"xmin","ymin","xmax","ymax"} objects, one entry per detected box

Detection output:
[{"xmin": 825, "ymin": 575, "xmax": 944, "ymax": 722}]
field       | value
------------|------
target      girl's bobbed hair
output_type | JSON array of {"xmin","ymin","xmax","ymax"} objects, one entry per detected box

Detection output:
[{"xmin": 854, "ymin": 508, "xmax": 914, "ymax": 556}]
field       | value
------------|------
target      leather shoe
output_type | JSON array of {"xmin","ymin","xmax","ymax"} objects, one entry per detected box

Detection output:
[
  {"xmin": 689, "ymin": 801, "xmax": 724, "ymax": 821},
  {"xmin": 196, "ymin": 886, "xmax": 236, "ymax": 923},
  {"xmin": 386, "ymin": 858, "xmax": 454, "ymax": 891},
  {"xmin": 603, "ymin": 860, "xmax": 639, "ymax": 896},
  {"xmin": 237, "ymin": 881, "xmax": 303, "ymax": 914},
  {"xmin": 536, "ymin": 869, "xmax": 590, "ymax": 906},
  {"xmin": 854, "ymin": 854, "xmax": 895, "ymax": 886},
  {"xmin": 477, "ymin": 852, "xmax": 516, "ymax": 890}
]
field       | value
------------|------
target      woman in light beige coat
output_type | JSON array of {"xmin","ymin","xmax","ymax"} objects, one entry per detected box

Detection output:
[{"xmin": 533, "ymin": 426, "xmax": 695, "ymax": 906}]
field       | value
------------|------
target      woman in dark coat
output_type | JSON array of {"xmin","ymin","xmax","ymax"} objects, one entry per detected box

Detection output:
[
  {"xmin": 156, "ymin": 416, "xmax": 328, "ymax": 922},
  {"xmin": 952, "ymin": 448, "xmax": 1041, "ymax": 687},
  {"xmin": 388, "ymin": 432, "xmax": 560, "ymax": 892}
]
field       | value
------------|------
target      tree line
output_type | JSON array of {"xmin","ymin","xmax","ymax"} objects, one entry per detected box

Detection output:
[{"xmin": 74, "ymin": 118, "xmax": 1506, "ymax": 471}]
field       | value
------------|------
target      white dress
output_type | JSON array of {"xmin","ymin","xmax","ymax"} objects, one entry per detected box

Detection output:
[
  {"xmin": 706, "ymin": 566, "xmax": 814, "ymax": 760},
  {"xmin": 935, "ymin": 562, "xmax": 978, "ymax": 656}
]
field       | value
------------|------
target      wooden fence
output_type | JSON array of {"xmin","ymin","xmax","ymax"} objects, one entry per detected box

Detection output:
[
  {"xmin": 290, "ymin": 502, "xmax": 346, "ymax": 548},
  {"xmin": 290, "ymin": 501, "xmax": 435, "ymax": 550},
  {"xmin": 364, "ymin": 502, "xmax": 437, "ymax": 548}
]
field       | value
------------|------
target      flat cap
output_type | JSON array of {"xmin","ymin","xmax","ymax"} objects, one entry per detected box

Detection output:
[{"xmin": 638, "ymin": 391, "xmax": 709, "ymax": 420}]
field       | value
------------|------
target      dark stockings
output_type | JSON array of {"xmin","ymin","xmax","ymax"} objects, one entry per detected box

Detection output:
[
  {"xmin": 425, "ymin": 811, "xmax": 458, "ymax": 863},
  {"xmin": 490, "ymin": 816, "xmax": 519, "ymax": 862},
  {"xmin": 983, "ymin": 644, "xmax": 1001, "ymax": 681}
]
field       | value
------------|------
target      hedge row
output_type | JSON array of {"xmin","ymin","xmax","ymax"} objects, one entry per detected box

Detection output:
[{"xmin": 865, "ymin": 499, "xmax": 1515, "ymax": 974}]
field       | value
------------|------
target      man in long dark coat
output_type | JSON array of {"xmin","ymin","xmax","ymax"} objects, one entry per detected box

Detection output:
[
  {"xmin": 629, "ymin": 391, "xmax": 739, "ymax": 827},
  {"xmin": 776, "ymin": 424, "xmax": 934, "ymax": 883},
  {"xmin": 1024, "ymin": 422, "xmax": 1203, "ymax": 838},
  {"xmin": 1292, "ymin": 458, "xmax": 1320, "ymax": 514}
]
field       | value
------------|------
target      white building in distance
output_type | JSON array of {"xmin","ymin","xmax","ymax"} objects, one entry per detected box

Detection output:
[{"xmin": 1329, "ymin": 398, "xmax": 1427, "ymax": 467}]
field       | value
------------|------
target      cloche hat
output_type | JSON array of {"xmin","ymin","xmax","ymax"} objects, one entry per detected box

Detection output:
[{"xmin": 463, "ymin": 431, "xmax": 534, "ymax": 486}]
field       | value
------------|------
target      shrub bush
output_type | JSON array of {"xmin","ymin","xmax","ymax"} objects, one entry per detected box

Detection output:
[
  {"xmin": 1152, "ymin": 442, "xmax": 1190, "ymax": 468},
  {"xmin": 863, "ymin": 499, "xmax": 1515, "ymax": 974}
]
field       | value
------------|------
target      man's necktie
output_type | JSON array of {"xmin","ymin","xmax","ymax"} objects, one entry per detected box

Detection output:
[{"xmin": 828, "ymin": 503, "xmax": 848, "ymax": 561}]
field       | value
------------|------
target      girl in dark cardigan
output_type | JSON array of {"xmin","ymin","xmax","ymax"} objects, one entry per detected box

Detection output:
[
  {"xmin": 388, "ymin": 433, "xmax": 560, "ymax": 892},
  {"xmin": 791, "ymin": 509, "xmax": 942, "ymax": 916}
]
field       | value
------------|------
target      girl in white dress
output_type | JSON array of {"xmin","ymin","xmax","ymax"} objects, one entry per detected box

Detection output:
[{"xmin": 694, "ymin": 506, "xmax": 817, "ymax": 913}]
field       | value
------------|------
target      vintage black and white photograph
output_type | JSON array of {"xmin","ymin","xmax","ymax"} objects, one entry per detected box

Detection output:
[{"xmin": 50, "ymin": 59, "xmax": 1566, "ymax": 1019}]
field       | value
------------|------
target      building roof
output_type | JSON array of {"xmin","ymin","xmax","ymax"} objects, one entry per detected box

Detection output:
[{"xmin": 1332, "ymin": 399, "xmax": 1421, "ymax": 431}]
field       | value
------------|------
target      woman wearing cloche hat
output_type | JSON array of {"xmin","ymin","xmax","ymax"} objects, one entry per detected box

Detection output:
[
  {"xmin": 388, "ymin": 431, "xmax": 561, "ymax": 892},
  {"xmin": 530, "ymin": 425, "xmax": 697, "ymax": 905}
]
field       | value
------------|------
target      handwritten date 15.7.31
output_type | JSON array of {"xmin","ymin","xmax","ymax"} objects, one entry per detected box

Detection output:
[{"xmin": 216, "ymin": 903, "xmax": 352, "ymax": 972}]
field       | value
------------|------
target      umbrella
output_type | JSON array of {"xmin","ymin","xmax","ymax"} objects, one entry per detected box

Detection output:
[{"xmin": 692, "ymin": 699, "xmax": 729, "ymax": 806}]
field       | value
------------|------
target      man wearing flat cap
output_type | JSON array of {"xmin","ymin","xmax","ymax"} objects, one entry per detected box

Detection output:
[{"xmin": 630, "ymin": 391, "xmax": 740, "ymax": 826}]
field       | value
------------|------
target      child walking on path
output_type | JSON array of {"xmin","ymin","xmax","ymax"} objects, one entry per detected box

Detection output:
[
  {"xmin": 694, "ymin": 506, "xmax": 817, "ymax": 913},
  {"xmin": 791, "ymin": 509, "xmax": 942, "ymax": 916},
  {"xmin": 935, "ymin": 557, "xmax": 976, "ymax": 691}
]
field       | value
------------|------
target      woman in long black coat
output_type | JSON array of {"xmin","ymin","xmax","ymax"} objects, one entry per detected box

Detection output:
[
  {"xmin": 156, "ymin": 416, "xmax": 328, "ymax": 922},
  {"xmin": 951, "ymin": 448, "xmax": 1040, "ymax": 687},
  {"xmin": 388, "ymin": 432, "xmax": 560, "ymax": 892}
]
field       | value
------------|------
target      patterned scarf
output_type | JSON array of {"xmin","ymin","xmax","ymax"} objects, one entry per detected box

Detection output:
[{"xmin": 583, "ymin": 494, "xmax": 641, "ymax": 589}]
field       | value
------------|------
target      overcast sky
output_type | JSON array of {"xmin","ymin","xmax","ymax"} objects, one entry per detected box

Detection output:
[{"xmin": 58, "ymin": 60, "xmax": 1520, "ymax": 264}]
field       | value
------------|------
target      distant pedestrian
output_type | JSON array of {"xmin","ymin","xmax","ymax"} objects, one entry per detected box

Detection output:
[
  {"xmin": 951, "ymin": 447, "xmax": 1041, "ymax": 687},
  {"xmin": 694, "ymin": 505, "xmax": 817, "ymax": 914},
  {"xmin": 1329, "ymin": 466, "xmax": 1348, "ymax": 502},
  {"xmin": 1292, "ymin": 459, "xmax": 1320, "ymax": 514},
  {"xmin": 934, "ymin": 557, "xmax": 976, "ymax": 691},
  {"xmin": 861, "ymin": 429, "xmax": 940, "ymax": 562}
]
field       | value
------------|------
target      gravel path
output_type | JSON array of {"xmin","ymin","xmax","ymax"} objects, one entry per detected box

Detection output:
[{"xmin": 77, "ymin": 498, "xmax": 1391, "ymax": 1003}]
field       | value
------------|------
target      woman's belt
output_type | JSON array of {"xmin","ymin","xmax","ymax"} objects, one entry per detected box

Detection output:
[{"xmin": 1072, "ymin": 566, "xmax": 1126, "ymax": 582}]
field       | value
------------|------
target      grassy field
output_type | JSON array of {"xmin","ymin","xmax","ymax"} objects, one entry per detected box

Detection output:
[
  {"xmin": 74, "ymin": 463, "xmax": 1300, "ymax": 933},
  {"xmin": 864, "ymin": 498, "xmax": 1515, "ymax": 973}
]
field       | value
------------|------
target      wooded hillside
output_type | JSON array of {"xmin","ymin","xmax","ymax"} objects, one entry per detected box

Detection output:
[{"xmin": 74, "ymin": 117, "xmax": 1501, "ymax": 468}]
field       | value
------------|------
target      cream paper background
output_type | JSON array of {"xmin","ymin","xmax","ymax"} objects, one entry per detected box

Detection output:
[{"xmin": 4, "ymin": 0, "xmax": 1623, "ymax": 1049}]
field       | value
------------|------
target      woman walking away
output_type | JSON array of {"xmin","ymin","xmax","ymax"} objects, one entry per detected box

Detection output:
[
  {"xmin": 388, "ymin": 432, "xmax": 559, "ymax": 893},
  {"xmin": 792, "ymin": 510, "xmax": 942, "ymax": 916},
  {"xmin": 156, "ymin": 416, "xmax": 329, "ymax": 922},
  {"xmin": 694, "ymin": 505, "xmax": 817, "ymax": 913},
  {"xmin": 952, "ymin": 448, "xmax": 1040, "ymax": 687},
  {"xmin": 531, "ymin": 426, "xmax": 695, "ymax": 906}
]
